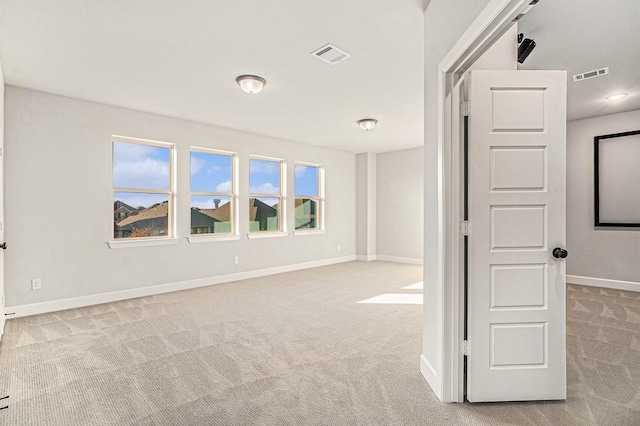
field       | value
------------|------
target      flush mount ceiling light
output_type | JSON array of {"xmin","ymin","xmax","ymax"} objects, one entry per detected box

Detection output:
[
  {"xmin": 236, "ymin": 75, "xmax": 266, "ymax": 94},
  {"xmin": 357, "ymin": 118, "xmax": 378, "ymax": 131},
  {"xmin": 606, "ymin": 93, "xmax": 628, "ymax": 101}
]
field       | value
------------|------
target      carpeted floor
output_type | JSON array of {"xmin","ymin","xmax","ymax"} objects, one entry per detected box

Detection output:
[{"xmin": 0, "ymin": 261, "xmax": 638, "ymax": 425}]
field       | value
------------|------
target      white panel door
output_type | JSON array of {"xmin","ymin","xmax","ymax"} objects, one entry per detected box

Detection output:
[{"xmin": 467, "ymin": 70, "xmax": 567, "ymax": 402}]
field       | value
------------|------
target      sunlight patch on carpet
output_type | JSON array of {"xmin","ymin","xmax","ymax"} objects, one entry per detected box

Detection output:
[
  {"xmin": 402, "ymin": 282, "xmax": 423, "ymax": 290},
  {"xmin": 357, "ymin": 293, "xmax": 423, "ymax": 305}
]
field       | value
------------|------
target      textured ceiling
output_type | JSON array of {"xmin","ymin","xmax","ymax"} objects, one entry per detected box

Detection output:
[
  {"xmin": 518, "ymin": 0, "xmax": 640, "ymax": 121},
  {"xmin": 0, "ymin": 0, "xmax": 425, "ymax": 153},
  {"xmin": 2, "ymin": 1, "xmax": 637, "ymax": 154}
]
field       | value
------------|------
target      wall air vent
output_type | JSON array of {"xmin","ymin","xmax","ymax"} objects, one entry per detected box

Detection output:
[
  {"xmin": 573, "ymin": 67, "xmax": 609, "ymax": 82},
  {"xmin": 311, "ymin": 43, "xmax": 351, "ymax": 65}
]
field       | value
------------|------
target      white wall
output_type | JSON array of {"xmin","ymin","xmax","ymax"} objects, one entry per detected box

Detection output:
[
  {"xmin": 376, "ymin": 147, "xmax": 424, "ymax": 262},
  {"xmin": 4, "ymin": 86, "xmax": 356, "ymax": 308},
  {"xmin": 471, "ymin": 24, "xmax": 518, "ymax": 71},
  {"xmin": 356, "ymin": 152, "xmax": 376, "ymax": 260},
  {"xmin": 567, "ymin": 109, "xmax": 640, "ymax": 285},
  {"xmin": 422, "ymin": 0, "xmax": 492, "ymax": 399}
]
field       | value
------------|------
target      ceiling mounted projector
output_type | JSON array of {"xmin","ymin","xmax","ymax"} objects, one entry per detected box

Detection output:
[{"xmin": 517, "ymin": 34, "xmax": 536, "ymax": 64}]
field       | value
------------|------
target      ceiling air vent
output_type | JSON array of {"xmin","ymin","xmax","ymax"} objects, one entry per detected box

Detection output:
[
  {"xmin": 311, "ymin": 43, "xmax": 351, "ymax": 65},
  {"xmin": 573, "ymin": 67, "xmax": 609, "ymax": 82}
]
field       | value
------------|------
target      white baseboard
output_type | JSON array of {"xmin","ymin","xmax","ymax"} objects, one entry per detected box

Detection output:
[
  {"xmin": 5, "ymin": 255, "xmax": 357, "ymax": 318},
  {"xmin": 376, "ymin": 254, "xmax": 423, "ymax": 265},
  {"xmin": 356, "ymin": 254, "xmax": 377, "ymax": 262},
  {"xmin": 567, "ymin": 275, "xmax": 640, "ymax": 293},
  {"xmin": 420, "ymin": 354, "xmax": 443, "ymax": 402}
]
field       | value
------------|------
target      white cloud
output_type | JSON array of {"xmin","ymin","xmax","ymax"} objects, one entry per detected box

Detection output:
[
  {"xmin": 250, "ymin": 160, "xmax": 280, "ymax": 175},
  {"xmin": 191, "ymin": 157, "xmax": 206, "ymax": 175},
  {"xmin": 250, "ymin": 183, "xmax": 279, "ymax": 195},
  {"xmin": 216, "ymin": 180, "xmax": 232, "ymax": 192},
  {"xmin": 295, "ymin": 165, "xmax": 307, "ymax": 178},
  {"xmin": 113, "ymin": 157, "xmax": 170, "ymax": 189},
  {"xmin": 114, "ymin": 143, "xmax": 155, "ymax": 161},
  {"xmin": 191, "ymin": 198, "xmax": 230, "ymax": 209},
  {"xmin": 113, "ymin": 142, "xmax": 170, "ymax": 189}
]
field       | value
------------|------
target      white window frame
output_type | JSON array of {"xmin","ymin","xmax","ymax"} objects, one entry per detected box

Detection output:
[
  {"xmin": 188, "ymin": 147, "xmax": 239, "ymax": 242},
  {"xmin": 247, "ymin": 155, "xmax": 286, "ymax": 237},
  {"xmin": 109, "ymin": 135, "xmax": 176, "ymax": 248},
  {"xmin": 293, "ymin": 161, "xmax": 325, "ymax": 235}
]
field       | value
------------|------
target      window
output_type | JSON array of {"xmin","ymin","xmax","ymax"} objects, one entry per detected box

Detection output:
[
  {"xmin": 190, "ymin": 148, "xmax": 235, "ymax": 235},
  {"xmin": 294, "ymin": 163, "xmax": 322, "ymax": 230},
  {"xmin": 112, "ymin": 137, "xmax": 174, "ymax": 240},
  {"xmin": 249, "ymin": 156, "xmax": 283, "ymax": 232}
]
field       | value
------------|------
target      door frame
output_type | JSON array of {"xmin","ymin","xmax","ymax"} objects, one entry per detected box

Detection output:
[{"xmin": 435, "ymin": 0, "xmax": 536, "ymax": 402}]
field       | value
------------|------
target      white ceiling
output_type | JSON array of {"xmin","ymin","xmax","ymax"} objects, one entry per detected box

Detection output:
[
  {"xmin": 1, "ymin": 1, "xmax": 638, "ymax": 154},
  {"xmin": 0, "ymin": 0, "xmax": 425, "ymax": 154},
  {"xmin": 518, "ymin": 0, "xmax": 640, "ymax": 121}
]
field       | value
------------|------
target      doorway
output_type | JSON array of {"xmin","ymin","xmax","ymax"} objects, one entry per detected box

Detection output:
[{"xmin": 426, "ymin": 0, "xmax": 568, "ymax": 402}]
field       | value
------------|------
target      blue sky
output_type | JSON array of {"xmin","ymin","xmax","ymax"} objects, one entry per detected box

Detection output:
[
  {"xmin": 190, "ymin": 151, "xmax": 233, "ymax": 208},
  {"xmin": 113, "ymin": 142, "xmax": 170, "ymax": 208},
  {"xmin": 294, "ymin": 165, "xmax": 318, "ymax": 197},
  {"xmin": 113, "ymin": 142, "xmax": 170, "ymax": 190},
  {"xmin": 249, "ymin": 158, "xmax": 280, "ymax": 194},
  {"xmin": 115, "ymin": 192, "xmax": 168, "ymax": 210},
  {"xmin": 191, "ymin": 151, "xmax": 232, "ymax": 193}
]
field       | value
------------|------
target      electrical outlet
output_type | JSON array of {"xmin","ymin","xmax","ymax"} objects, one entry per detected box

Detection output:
[
  {"xmin": 31, "ymin": 278, "xmax": 42, "ymax": 290},
  {"xmin": 233, "ymin": 256, "xmax": 239, "ymax": 265},
  {"xmin": 337, "ymin": 245, "xmax": 341, "ymax": 251}
]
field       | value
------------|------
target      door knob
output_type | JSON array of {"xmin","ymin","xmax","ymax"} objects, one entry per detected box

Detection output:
[
  {"xmin": 0, "ymin": 242, "xmax": 6, "ymax": 250},
  {"xmin": 552, "ymin": 247, "xmax": 567, "ymax": 259}
]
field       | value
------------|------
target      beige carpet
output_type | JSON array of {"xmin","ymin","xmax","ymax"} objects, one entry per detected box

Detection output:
[{"xmin": 0, "ymin": 261, "xmax": 638, "ymax": 425}]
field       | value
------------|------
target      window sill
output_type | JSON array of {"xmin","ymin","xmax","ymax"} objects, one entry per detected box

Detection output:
[
  {"xmin": 108, "ymin": 238, "xmax": 179, "ymax": 249},
  {"xmin": 187, "ymin": 235, "xmax": 241, "ymax": 243},
  {"xmin": 293, "ymin": 229, "xmax": 325, "ymax": 236},
  {"xmin": 247, "ymin": 231, "xmax": 288, "ymax": 240}
]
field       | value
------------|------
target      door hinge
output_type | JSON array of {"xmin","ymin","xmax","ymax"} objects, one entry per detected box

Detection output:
[
  {"xmin": 460, "ymin": 220, "xmax": 470, "ymax": 236},
  {"xmin": 461, "ymin": 340, "xmax": 470, "ymax": 356},
  {"xmin": 461, "ymin": 101, "xmax": 470, "ymax": 117},
  {"xmin": 0, "ymin": 147, "xmax": 3, "ymax": 157}
]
